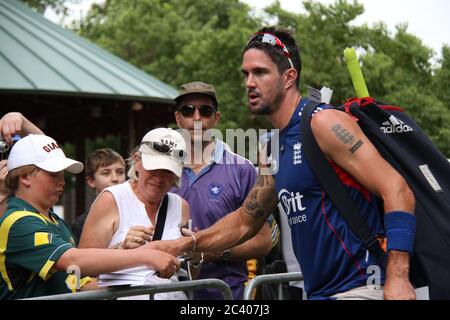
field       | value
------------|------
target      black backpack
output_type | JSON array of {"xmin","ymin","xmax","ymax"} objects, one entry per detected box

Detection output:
[{"xmin": 300, "ymin": 96, "xmax": 450, "ymax": 299}]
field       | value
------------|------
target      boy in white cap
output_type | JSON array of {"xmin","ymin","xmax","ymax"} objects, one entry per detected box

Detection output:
[{"xmin": 0, "ymin": 134, "xmax": 181, "ymax": 299}]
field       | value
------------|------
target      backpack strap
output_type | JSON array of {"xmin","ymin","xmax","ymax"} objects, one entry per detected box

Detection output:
[
  {"xmin": 152, "ymin": 194, "xmax": 169, "ymax": 241},
  {"xmin": 300, "ymin": 100, "xmax": 387, "ymax": 267}
]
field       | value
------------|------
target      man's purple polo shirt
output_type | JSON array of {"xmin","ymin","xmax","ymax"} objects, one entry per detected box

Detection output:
[{"xmin": 171, "ymin": 140, "xmax": 257, "ymax": 300}]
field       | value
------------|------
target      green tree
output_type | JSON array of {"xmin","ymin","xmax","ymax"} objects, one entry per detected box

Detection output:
[
  {"xmin": 359, "ymin": 25, "xmax": 449, "ymax": 155},
  {"xmin": 430, "ymin": 46, "xmax": 450, "ymax": 155},
  {"xmin": 263, "ymin": 0, "xmax": 449, "ymax": 156},
  {"xmin": 265, "ymin": 0, "xmax": 375, "ymax": 104},
  {"xmin": 76, "ymin": 0, "xmax": 449, "ymax": 155},
  {"xmin": 434, "ymin": 46, "xmax": 450, "ymax": 106},
  {"xmin": 79, "ymin": 0, "xmax": 262, "ymax": 131},
  {"xmin": 20, "ymin": 0, "xmax": 78, "ymax": 15}
]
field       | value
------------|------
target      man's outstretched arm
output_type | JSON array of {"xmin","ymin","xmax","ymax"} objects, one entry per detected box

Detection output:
[{"xmin": 151, "ymin": 174, "xmax": 278, "ymax": 256}]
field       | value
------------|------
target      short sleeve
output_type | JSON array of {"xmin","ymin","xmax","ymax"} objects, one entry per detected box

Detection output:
[
  {"xmin": 239, "ymin": 162, "xmax": 258, "ymax": 203},
  {"xmin": 4, "ymin": 214, "xmax": 74, "ymax": 281}
]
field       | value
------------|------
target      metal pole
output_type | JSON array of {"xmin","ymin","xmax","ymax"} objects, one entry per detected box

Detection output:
[
  {"xmin": 23, "ymin": 279, "xmax": 233, "ymax": 300},
  {"xmin": 243, "ymin": 272, "xmax": 304, "ymax": 300}
]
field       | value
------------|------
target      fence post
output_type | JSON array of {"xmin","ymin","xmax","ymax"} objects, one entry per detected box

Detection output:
[{"xmin": 243, "ymin": 272, "xmax": 303, "ymax": 300}]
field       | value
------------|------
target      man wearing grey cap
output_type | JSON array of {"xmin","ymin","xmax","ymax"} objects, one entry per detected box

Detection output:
[{"xmin": 171, "ymin": 81, "xmax": 272, "ymax": 300}]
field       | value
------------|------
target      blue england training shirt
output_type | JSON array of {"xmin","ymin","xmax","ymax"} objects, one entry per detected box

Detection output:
[{"xmin": 274, "ymin": 99, "xmax": 385, "ymax": 299}]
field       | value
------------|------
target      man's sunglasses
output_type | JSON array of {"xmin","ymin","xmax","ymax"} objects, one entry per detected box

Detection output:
[
  {"xmin": 177, "ymin": 105, "xmax": 216, "ymax": 118},
  {"xmin": 247, "ymin": 32, "xmax": 294, "ymax": 69},
  {"xmin": 140, "ymin": 141, "xmax": 186, "ymax": 161}
]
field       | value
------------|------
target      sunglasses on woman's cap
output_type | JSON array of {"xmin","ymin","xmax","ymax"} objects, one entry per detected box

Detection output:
[
  {"xmin": 140, "ymin": 141, "xmax": 186, "ymax": 161},
  {"xmin": 247, "ymin": 32, "xmax": 294, "ymax": 69},
  {"xmin": 177, "ymin": 104, "xmax": 216, "ymax": 118}
]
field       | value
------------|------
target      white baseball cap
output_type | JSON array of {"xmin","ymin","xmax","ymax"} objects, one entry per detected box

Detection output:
[
  {"xmin": 138, "ymin": 128, "xmax": 186, "ymax": 178},
  {"xmin": 7, "ymin": 134, "xmax": 84, "ymax": 174}
]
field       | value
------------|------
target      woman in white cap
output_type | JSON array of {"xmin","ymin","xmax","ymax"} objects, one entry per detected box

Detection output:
[
  {"xmin": 79, "ymin": 128, "xmax": 191, "ymax": 299},
  {"xmin": 0, "ymin": 134, "xmax": 180, "ymax": 299}
]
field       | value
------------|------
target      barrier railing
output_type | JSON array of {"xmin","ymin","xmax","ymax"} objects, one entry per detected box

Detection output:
[
  {"xmin": 244, "ymin": 272, "xmax": 304, "ymax": 300},
  {"xmin": 23, "ymin": 279, "xmax": 233, "ymax": 300}
]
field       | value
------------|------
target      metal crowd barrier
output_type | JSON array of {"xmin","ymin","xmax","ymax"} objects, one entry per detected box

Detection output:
[
  {"xmin": 244, "ymin": 272, "xmax": 304, "ymax": 300},
  {"xmin": 23, "ymin": 279, "xmax": 233, "ymax": 300}
]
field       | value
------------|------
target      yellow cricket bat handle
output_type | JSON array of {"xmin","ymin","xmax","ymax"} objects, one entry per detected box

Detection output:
[{"xmin": 344, "ymin": 47, "xmax": 369, "ymax": 98}]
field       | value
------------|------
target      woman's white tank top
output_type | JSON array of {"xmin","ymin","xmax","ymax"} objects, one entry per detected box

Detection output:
[
  {"xmin": 97, "ymin": 181, "xmax": 184, "ymax": 293},
  {"xmin": 105, "ymin": 181, "xmax": 183, "ymax": 248}
]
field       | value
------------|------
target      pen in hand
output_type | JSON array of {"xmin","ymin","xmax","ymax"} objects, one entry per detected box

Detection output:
[{"xmin": 178, "ymin": 256, "xmax": 192, "ymax": 263}]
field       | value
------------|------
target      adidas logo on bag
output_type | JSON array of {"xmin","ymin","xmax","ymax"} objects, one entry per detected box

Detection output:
[{"xmin": 380, "ymin": 116, "xmax": 413, "ymax": 134}]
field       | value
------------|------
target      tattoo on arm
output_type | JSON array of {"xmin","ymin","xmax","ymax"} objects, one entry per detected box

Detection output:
[
  {"xmin": 331, "ymin": 123, "xmax": 355, "ymax": 145},
  {"xmin": 243, "ymin": 175, "xmax": 278, "ymax": 220},
  {"xmin": 331, "ymin": 123, "xmax": 364, "ymax": 154},
  {"xmin": 349, "ymin": 140, "xmax": 364, "ymax": 153}
]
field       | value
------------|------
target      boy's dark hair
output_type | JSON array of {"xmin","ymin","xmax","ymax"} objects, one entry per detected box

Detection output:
[
  {"xmin": 244, "ymin": 26, "xmax": 302, "ymax": 88},
  {"xmin": 85, "ymin": 148, "xmax": 125, "ymax": 178}
]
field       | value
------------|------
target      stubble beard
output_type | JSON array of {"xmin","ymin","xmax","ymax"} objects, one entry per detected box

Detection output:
[{"xmin": 249, "ymin": 89, "xmax": 284, "ymax": 116}]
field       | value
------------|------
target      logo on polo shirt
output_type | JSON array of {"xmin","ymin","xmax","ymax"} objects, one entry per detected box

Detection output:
[
  {"xmin": 278, "ymin": 188, "xmax": 307, "ymax": 226},
  {"xmin": 293, "ymin": 141, "xmax": 302, "ymax": 165},
  {"xmin": 209, "ymin": 183, "xmax": 224, "ymax": 198}
]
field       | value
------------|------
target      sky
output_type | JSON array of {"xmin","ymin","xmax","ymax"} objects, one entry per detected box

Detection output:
[
  {"xmin": 45, "ymin": 0, "xmax": 450, "ymax": 56},
  {"xmin": 245, "ymin": 0, "xmax": 450, "ymax": 56}
]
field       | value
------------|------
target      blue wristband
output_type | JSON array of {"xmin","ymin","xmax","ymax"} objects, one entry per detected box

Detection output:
[{"xmin": 384, "ymin": 211, "xmax": 416, "ymax": 254}]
